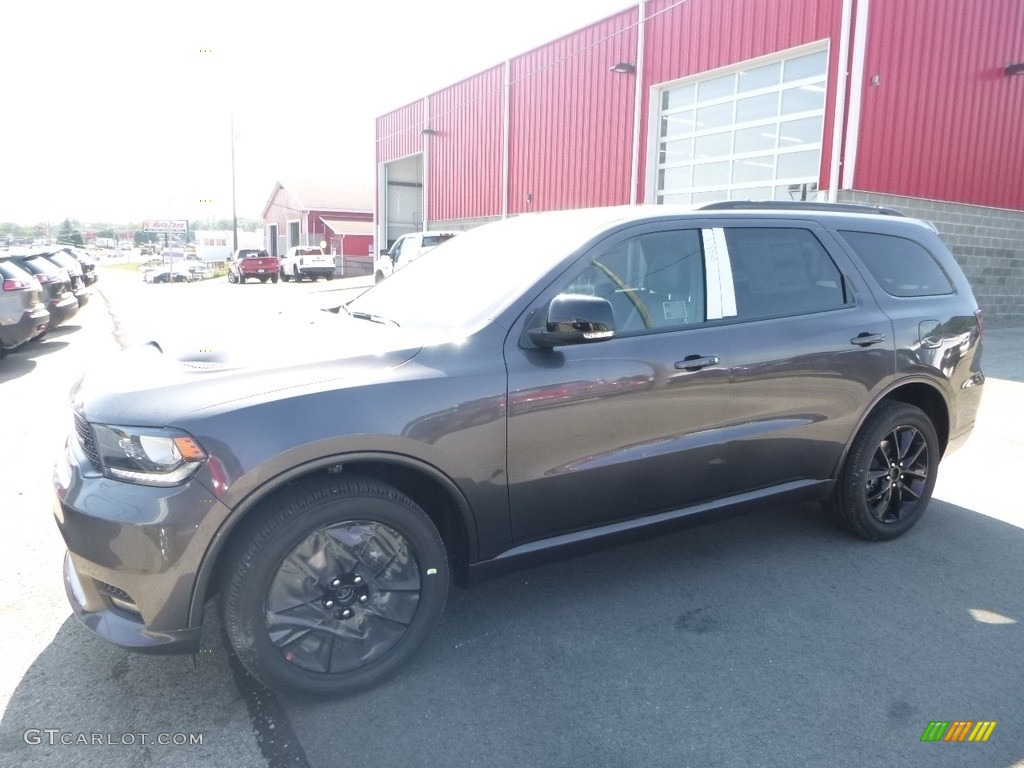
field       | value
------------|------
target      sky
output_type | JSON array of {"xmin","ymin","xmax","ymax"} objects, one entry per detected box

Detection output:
[{"xmin": 0, "ymin": 0, "xmax": 634, "ymax": 227}]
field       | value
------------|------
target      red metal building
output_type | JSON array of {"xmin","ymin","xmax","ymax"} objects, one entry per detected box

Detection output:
[{"xmin": 375, "ymin": 0, "xmax": 1024, "ymax": 322}]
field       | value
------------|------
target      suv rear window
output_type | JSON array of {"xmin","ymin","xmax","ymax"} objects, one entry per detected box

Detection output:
[
  {"xmin": 839, "ymin": 230, "xmax": 953, "ymax": 297},
  {"xmin": 725, "ymin": 228, "xmax": 847, "ymax": 319},
  {"xmin": 238, "ymin": 250, "xmax": 269, "ymax": 258}
]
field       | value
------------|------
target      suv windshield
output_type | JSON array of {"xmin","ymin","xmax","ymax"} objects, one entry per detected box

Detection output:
[{"xmin": 347, "ymin": 211, "xmax": 626, "ymax": 333}]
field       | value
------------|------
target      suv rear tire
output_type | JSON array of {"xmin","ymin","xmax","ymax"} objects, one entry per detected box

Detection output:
[
  {"xmin": 221, "ymin": 476, "xmax": 449, "ymax": 696},
  {"xmin": 827, "ymin": 402, "xmax": 939, "ymax": 540}
]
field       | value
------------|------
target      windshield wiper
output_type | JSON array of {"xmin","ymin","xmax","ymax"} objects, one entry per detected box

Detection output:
[{"xmin": 341, "ymin": 305, "xmax": 400, "ymax": 327}]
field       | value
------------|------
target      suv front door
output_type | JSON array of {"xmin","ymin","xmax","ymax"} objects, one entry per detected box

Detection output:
[{"xmin": 504, "ymin": 220, "xmax": 895, "ymax": 545}]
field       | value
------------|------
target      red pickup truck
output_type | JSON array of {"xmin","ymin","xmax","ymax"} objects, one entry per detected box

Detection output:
[{"xmin": 229, "ymin": 249, "xmax": 279, "ymax": 284}]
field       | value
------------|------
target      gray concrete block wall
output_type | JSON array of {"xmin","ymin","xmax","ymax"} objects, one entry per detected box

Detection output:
[{"xmin": 838, "ymin": 191, "xmax": 1024, "ymax": 327}]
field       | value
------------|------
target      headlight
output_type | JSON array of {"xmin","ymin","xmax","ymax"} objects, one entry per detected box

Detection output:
[{"xmin": 90, "ymin": 424, "xmax": 207, "ymax": 487}]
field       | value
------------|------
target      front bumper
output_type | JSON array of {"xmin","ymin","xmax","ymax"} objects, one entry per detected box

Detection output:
[{"xmin": 53, "ymin": 431, "xmax": 232, "ymax": 654}]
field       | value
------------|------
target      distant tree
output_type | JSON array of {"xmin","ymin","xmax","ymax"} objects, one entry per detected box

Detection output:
[{"xmin": 97, "ymin": 229, "xmax": 115, "ymax": 239}]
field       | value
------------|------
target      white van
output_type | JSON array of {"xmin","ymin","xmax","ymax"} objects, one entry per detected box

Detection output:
[{"xmin": 374, "ymin": 231, "xmax": 457, "ymax": 283}]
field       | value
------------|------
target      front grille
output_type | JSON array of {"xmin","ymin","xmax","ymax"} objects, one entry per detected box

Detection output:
[{"xmin": 74, "ymin": 413, "xmax": 102, "ymax": 469}]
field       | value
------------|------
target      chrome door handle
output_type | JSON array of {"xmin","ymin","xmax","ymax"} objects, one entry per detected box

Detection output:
[
  {"xmin": 851, "ymin": 333, "xmax": 886, "ymax": 347},
  {"xmin": 675, "ymin": 355, "xmax": 720, "ymax": 371}
]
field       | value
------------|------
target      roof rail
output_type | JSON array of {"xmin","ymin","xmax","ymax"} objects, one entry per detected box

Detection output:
[{"xmin": 699, "ymin": 200, "xmax": 906, "ymax": 217}]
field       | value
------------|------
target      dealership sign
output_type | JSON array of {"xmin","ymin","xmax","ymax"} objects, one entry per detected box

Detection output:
[{"xmin": 143, "ymin": 220, "xmax": 189, "ymax": 233}]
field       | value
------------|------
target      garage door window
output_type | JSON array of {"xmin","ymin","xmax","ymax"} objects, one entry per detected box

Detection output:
[{"xmin": 656, "ymin": 48, "xmax": 828, "ymax": 205}]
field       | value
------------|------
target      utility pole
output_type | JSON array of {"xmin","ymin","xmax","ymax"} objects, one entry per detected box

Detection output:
[{"xmin": 231, "ymin": 113, "xmax": 238, "ymax": 253}]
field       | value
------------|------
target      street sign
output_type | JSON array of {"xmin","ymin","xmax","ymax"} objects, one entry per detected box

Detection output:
[{"xmin": 143, "ymin": 220, "xmax": 189, "ymax": 233}]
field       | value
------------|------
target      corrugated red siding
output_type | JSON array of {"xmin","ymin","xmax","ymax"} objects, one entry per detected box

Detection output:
[
  {"xmin": 507, "ymin": 9, "xmax": 638, "ymax": 214},
  {"xmin": 854, "ymin": 0, "xmax": 1024, "ymax": 209},
  {"xmin": 428, "ymin": 66, "xmax": 504, "ymax": 221},
  {"xmin": 639, "ymin": 0, "xmax": 844, "ymax": 202},
  {"xmin": 376, "ymin": 101, "xmax": 424, "ymax": 165}
]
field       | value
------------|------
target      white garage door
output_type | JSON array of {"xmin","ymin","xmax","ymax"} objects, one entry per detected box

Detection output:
[{"xmin": 654, "ymin": 46, "xmax": 828, "ymax": 206}]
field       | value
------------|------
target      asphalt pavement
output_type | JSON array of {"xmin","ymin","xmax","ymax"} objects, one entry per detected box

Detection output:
[{"xmin": 0, "ymin": 267, "xmax": 1021, "ymax": 768}]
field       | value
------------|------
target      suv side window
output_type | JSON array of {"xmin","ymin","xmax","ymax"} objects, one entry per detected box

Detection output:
[
  {"xmin": 725, "ymin": 227, "xmax": 847, "ymax": 319},
  {"xmin": 838, "ymin": 230, "xmax": 953, "ymax": 297},
  {"xmin": 560, "ymin": 229, "xmax": 706, "ymax": 333}
]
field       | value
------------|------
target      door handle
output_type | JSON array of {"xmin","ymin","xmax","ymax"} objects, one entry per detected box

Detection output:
[
  {"xmin": 850, "ymin": 333, "xmax": 886, "ymax": 347},
  {"xmin": 675, "ymin": 355, "xmax": 720, "ymax": 372}
]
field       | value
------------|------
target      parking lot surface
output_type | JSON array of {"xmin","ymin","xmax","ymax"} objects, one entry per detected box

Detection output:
[{"xmin": 0, "ymin": 267, "xmax": 1021, "ymax": 767}]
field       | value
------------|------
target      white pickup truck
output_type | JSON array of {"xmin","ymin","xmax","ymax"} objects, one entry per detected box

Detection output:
[
  {"xmin": 279, "ymin": 246, "xmax": 335, "ymax": 282},
  {"xmin": 374, "ymin": 231, "xmax": 458, "ymax": 283}
]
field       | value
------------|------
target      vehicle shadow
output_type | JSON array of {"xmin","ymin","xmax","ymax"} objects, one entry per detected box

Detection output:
[
  {"xmin": 0, "ymin": 339, "xmax": 70, "ymax": 383},
  {"xmin": 279, "ymin": 501, "xmax": 1023, "ymax": 768},
  {"xmin": 45, "ymin": 324, "xmax": 82, "ymax": 338},
  {"xmin": 0, "ymin": 606, "xmax": 262, "ymax": 768},
  {"xmin": 0, "ymin": 354, "xmax": 37, "ymax": 383}
]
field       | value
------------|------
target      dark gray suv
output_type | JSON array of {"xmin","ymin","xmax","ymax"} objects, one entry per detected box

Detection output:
[{"xmin": 54, "ymin": 203, "xmax": 985, "ymax": 695}]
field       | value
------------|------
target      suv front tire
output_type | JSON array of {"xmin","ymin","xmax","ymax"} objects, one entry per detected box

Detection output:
[{"xmin": 221, "ymin": 476, "xmax": 449, "ymax": 695}]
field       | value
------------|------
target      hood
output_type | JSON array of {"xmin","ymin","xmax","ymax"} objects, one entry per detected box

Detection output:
[{"xmin": 72, "ymin": 308, "xmax": 423, "ymax": 426}]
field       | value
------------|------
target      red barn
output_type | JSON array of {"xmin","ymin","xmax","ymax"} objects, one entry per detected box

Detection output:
[
  {"xmin": 375, "ymin": 0, "xmax": 1024, "ymax": 324},
  {"xmin": 261, "ymin": 181, "xmax": 374, "ymax": 275}
]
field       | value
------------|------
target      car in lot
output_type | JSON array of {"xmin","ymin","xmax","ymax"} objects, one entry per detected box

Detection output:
[
  {"xmin": 4, "ymin": 253, "xmax": 78, "ymax": 331},
  {"xmin": 187, "ymin": 262, "xmax": 214, "ymax": 281},
  {"xmin": 279, "ymin": 246, "xmax": 334, "ymax": 282},
  {"xmin": 0, "ymin": 259, "xmax": 49, "ymax": 356},
  {"xmin": 41, "ymin": 248, "xmax": 90, "ymax": 307},
  {"xmin": 54, "ymin": 202, "xmax": 984, "ymax": 696},
  {"xmin": 61, "ymin": 246, "xmax": 99, "ymax": 286},
  {"xmin": 148, "ymin": 266, "xmax": 193, "ymax": 284},
  {"xmin": 374, "ymin": 230, "xmax": 457, "ymax": 283},
  {"xmin": 228, "ymin": 248, "xmax": 278, "ymax": 284}
]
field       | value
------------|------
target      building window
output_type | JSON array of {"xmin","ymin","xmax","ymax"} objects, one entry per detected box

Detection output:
[{"xmin": 655, "ymin": 47, "xmax": 828, "ymax": 206}]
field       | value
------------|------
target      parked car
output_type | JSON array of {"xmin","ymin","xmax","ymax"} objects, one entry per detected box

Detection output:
[
  {"xmin": 41, "ymin": 248, "xmax": 90, "ymax": 307},
  {"xmin": 187, "ymin": 263, "xmax": 213, "ymax": 281},
  {"xmin": 5, "ymin": 254, "xmax": 78, "ymax": 330},
  {"xmin": 54, "ymin": 202, "xmax": 984, "ymax": 696},
  {"xmin": 279, "ymin": 246, "xmax": 334, "ymax": 282},
  {"xmin": 64, "ymin": 246, "xmax": 99, "ymax": 286},
  {"xmin": 0, "ymin": 259, "xmax": 49, "ymax": 356},
  {"xmin": 374, "ymin": 231, "xmax": 457, "ymax": 283},
  {"xmin": 228, "ymin": 249, "xmax": 278, "ymax": 284},
  {"xmin": 149, "ymin": 266, "xmax": 193, "ymax": 284}
]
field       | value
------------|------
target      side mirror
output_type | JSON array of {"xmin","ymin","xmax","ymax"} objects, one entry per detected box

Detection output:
[
  {"xmin": 528, "ymin": 294, "xmax": 616, "ymax": 348},
  {"xmin": 379, "ymin": 249, "xmax": 389, "ymax": 256}
]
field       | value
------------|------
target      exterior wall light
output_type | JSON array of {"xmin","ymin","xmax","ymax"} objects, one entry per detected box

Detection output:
[
  {"xmin": 1005, "ymin": 63, "xmax": 1024, "ymax": 76},
  {"xmin": 609, "ymin": 62, "xmax": 636, "ymax": 74},
  {"xmin": 421, "ymin": 128, "xmax": 439, "ymax": 135}
]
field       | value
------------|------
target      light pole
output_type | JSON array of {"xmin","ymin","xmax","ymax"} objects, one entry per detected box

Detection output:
[{"xmin": 231, "ymin": 112, "xmax": 238, "ymax": 254}]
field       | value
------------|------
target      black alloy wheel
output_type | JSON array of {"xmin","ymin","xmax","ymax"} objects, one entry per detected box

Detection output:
[
  {"xmin": 827, "ymin": 402, "xmax": 939, "ymax": 540},
  {"xmin": 222, "ymin": 476, "xmax": 449, "ymax": 695}
]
